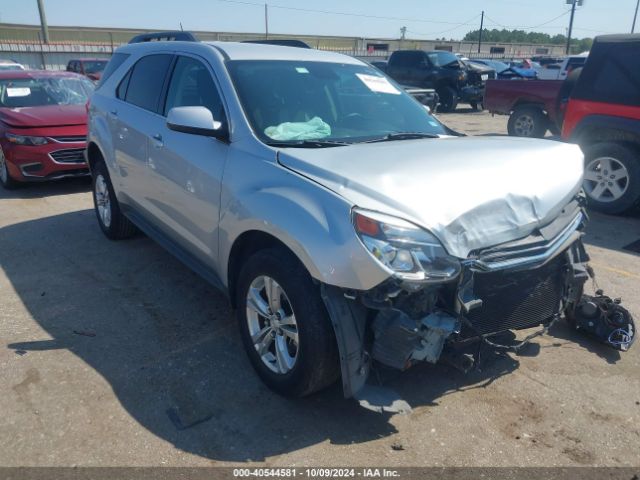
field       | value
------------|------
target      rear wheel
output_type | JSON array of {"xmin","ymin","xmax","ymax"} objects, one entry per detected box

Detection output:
[
  {"xmin": 0, "ymin": 147, "xmax": 20, "ymax": 190},
  {"xmin": 92, "ymin": 161, "xmax": 137, "ymax": 239},
  {"xmin": 582, "ymin": 142, "xmax": 640, "ymax": 214},
  {"xmin": 507, "ymin": 107, "xmax": 548, "ymax": 138},
  {"xmin": 437, "ymin": 86, "xmax": 458, "ymax": 113},
  {"xmin": 236, "ymin": 247, "xmax": 339, "ymax": 397}
]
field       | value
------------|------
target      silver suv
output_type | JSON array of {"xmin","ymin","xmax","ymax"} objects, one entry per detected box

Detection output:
[{"xmin": 87, "ymin": 34, "xmax": 590, "ymax": 403}]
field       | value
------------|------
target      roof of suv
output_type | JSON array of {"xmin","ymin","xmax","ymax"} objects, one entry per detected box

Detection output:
[{"xmin": 119, "ymin": 40, "xmax": 363, "ymax": 65}]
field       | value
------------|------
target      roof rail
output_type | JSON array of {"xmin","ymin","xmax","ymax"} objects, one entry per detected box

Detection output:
[
  {"xmin": 128, "ymin": 31, "xmax": 198, "ymax": 44},
  {"xmin": 242, "ymin": 39, "xmax": 311, "ymax": 49}
]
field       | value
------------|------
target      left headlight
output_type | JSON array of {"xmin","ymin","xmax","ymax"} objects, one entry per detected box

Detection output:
[
  {"xmin": 6, "ymin": 133, "xmax": 49, "ymax": 146},
  {"xmin": 353, "ymin": 208, "xmax": 461, "ymax": 283}
]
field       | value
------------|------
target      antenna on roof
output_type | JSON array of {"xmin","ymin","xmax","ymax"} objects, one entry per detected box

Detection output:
[{"xmin": 180, "ymin": 22, "xmax": 184, "ymax": 31}]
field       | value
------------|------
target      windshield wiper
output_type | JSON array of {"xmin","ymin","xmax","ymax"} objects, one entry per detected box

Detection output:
[
  {"xmin": 266, "ymin": 139, "xmax": 350, "ymax": 148},
  {"xmin": 362, "ymin": 132, "xmax": 441, "ymax": 143}
]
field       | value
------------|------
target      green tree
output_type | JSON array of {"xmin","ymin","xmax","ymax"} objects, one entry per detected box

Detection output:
[{"xmin": 463, "ymin": 28, "xmax": 591, "ymax": 48}]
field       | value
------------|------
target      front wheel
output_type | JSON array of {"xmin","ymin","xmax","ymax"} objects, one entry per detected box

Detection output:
[
  {"xmin": 0, "ymin": 146, "xmax": 20, "ymax": 189},
  {"xmin": 582, "ymin": 142, "xmax": 640, "ymax": 215},
  {"xmin": 437, "ymin": 86, "xmax": 458, "ymax": 113},
  {"xmin": 236, "ymin": 247, "xmax": 339, "ymax": 397}
]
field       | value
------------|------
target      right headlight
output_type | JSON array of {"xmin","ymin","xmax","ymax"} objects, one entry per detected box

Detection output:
[{"xmin": 353, "ymin": 208, "xmax": 461, "ymax": 283}]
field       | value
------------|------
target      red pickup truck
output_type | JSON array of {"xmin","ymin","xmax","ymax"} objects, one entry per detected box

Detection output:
[{"xmin": 484, "ymin": 79, "xmax": 565, "ymax": 138}]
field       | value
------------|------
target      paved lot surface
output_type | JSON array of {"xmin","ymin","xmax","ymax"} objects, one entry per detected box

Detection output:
[{"xmin": 1, "ymin": 109, "xmax": 639, "ymax": 467}]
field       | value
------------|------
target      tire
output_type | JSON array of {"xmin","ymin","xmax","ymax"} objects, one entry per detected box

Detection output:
[
  {"xmin": 582, "ymin": 142, "xmax": 640, "ymax": 215},
  {"xmin": 92, "ymin": 161, "xmax": 137, "ymax": 239},
  {"xmin": 236, "ymin": 247, "xmax": 339, "ymax": 397},
  {"xmin": 470, "ymin": 101, "xmax": 481, "ymax": 111},
  {"xmin": 0, "ymin": 146, "xmax": 20, "ymax": 190},
  {"xmin": 507, "ymin": 107, "xmax": 548, "ymax": 138},
  {"xmin": 437, "ymin": 86, "xmax": 458, "ymax": 113}
]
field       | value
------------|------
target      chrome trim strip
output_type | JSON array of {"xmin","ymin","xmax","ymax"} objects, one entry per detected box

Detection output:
[
  {"xmin": 464, "ymin": 212, "xmax": 584, "ymax": 272},
  {"xmin": 46, "ymin": 136, "xmax": 87, "ymax": 144}
]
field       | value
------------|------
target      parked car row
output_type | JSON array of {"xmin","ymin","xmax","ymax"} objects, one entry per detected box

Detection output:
[{"xmin": 484, "ymin": 34, "xmax": 640, "ymax": 215}]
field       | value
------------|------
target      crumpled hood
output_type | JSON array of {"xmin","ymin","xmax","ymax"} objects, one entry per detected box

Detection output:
[
  {"xmin": 0, "ymin": 105, "xmax": 86, "ymax": 128},
  {"xmin": 278, "ymin": 136, "xmax": 584, "ymax": 258}
]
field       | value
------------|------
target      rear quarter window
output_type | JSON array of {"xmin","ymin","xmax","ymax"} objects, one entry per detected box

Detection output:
[{"xmin": 96, "ymin": 53, "xmax": 130, "ymax": 88}]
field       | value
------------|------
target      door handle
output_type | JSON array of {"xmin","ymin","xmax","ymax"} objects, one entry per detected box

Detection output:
[
  {"xmin": 151, "ymin": 133, "xmax": 163, "ymax": 148},
  {"xmin": 108, "ymin": 109, "xmax": 118, "ymax": 118}
]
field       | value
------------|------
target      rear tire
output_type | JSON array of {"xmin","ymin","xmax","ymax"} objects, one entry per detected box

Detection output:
[
  {"xmin": 582, "ymin": 142, "xmax": 640, "ymax": 215},
  {"xmin": 507, "ymin": 107, "xmax": 548, "ymax": 138},
  {"xmin": 92, "ymin": 161, "xmax": 137, "ymax": 239},
  {"xmin": 437, "ymin": 86, "xmax": 458, "ymax": 113},
  {"xmin": 236, "ymin": 247, "xmax": 339, "ymax": 397},
  {"xmin": 0, "ymin": 147, "xmax": 20, "ymax": 190}
]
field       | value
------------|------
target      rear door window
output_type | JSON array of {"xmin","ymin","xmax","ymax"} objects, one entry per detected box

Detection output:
[
  {"xmin": 124, "ymin": 54, "xmax": 174, "ymax": 113},
  {"xmin": 391, "ymin": 51, "xmax": 424, "ymax": 68}
]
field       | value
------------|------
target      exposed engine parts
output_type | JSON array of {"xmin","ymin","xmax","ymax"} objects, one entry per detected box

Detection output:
[
  {"xmin": 371, "ymin": 309, "xmax": 459, "ymax": 370},
  {"xmin": 571, "ymin": 291, "xmax": 636, "ymax": 351}
]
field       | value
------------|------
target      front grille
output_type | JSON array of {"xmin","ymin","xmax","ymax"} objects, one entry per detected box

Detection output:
[
  {"xmin": 50, "ymin": 135, "xmax": 86, "ymax": 143},
  {"xmin": 463, "ymin": 256, "xmax": 566, "ymax": 336},
  {"xmin": 50, "ymin": 148, "xmax": 86, "ymax": 164}
]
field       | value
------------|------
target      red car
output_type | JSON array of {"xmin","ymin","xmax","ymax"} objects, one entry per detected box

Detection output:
[
  {"xmin": 66, "ymin": 58, "xmax": 108, "ymax": 82},
  {"xmin": 0, "ymin": 70, "xmax": 94, "ymax": 189},
  {"xmin": 562, "ymin": 34, "xmax": 640, "ymax": 214}
]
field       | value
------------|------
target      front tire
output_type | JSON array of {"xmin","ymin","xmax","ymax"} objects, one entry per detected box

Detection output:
[
  {"xmin": 92, "ymin": 161, "xmax": 137, "ymax": 239},
  {"xmin": 507, "ymin": 107, "xmax": 548, "ymax": 138},
  {"xmin": 0, "ymin": 146, "xmax": 20, "ymax": 190},
  {"xmin": 236, "ymin": 247, "xmax": 339, "ymax": 397},
  {"xmin": 582, "ymin": 142, "xmax": 640, "ymax": 215},
  {"xmin": 437, "ymin": 86, "xmax": 458, "ymax": 113}
]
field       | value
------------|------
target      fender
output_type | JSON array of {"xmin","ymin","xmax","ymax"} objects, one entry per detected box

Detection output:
[
  {"xmin": 218, "ymin": 151, "xmax": 391, "ymax": 292},
  {"xmin": 568, "ymin": 114, "xmax": 640, "ymax": 145}
]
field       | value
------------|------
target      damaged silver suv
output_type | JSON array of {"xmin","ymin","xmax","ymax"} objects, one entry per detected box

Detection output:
[{"xmin": 87, "ymin": 33, "xmax": 610, "ymax": 405}]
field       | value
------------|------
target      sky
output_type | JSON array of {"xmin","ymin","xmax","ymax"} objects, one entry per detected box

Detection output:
[{"xmin": 0, "ymin": 0, "xmax": 636, "ymax": 40}]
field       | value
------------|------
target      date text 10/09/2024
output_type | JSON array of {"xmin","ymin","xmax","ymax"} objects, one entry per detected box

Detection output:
[{"xmin": 233, "ymin": 468, "xmax": 401, "ymax": 478}]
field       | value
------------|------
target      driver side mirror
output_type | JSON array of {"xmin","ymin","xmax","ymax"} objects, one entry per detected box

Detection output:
[{"xmin": 166, "ymin": 106, "xmax": 226, "ymax": 139}]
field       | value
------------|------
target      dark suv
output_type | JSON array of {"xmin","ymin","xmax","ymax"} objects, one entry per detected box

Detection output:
[
  {"xmin": 386, "ymin": 50, "xmax": 469, "ymax": 112},
  {"xmin": 563, "ymin": 34, "xmax": 640, "ymax": 214}
]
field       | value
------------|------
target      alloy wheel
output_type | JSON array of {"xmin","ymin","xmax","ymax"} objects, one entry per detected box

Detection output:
[
  {"xmin": 513, "ymin": 114, "xmax": 535, "ymax": 137},
  {"xmin": 245, "ymin": 275, "xmax": 299, "ymax": 375},
  {"xmin": 584, "ymin": 156, "xmax": 630, "ymax": 203},
  {"xmin": 94, "ymin": 174, "xmax": 112, "ymax": 227}
]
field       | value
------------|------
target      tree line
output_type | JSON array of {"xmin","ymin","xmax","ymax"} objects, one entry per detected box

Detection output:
[{"xmin": 463, "ymin": 28, "xmax": 593, "ymax": 52}]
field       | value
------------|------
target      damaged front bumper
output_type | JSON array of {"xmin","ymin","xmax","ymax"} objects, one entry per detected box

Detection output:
[{"xmin": 321, "ymin": 204, "xmax": 595, "ymax": 404}]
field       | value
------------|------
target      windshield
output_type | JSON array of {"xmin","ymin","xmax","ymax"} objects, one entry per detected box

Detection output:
[
  {"xmin": 427, "ymin": 52, "xmax": 460, "ymax": 67},
  {"xmin": 0, "ymin": 76, "xmax": 94, "ymax": 108},
  {"xmin": 227, "ymin": 60, "xmax": 446, "ymax": 145},
  {"xmin": 82, "ymin": 61, "xmax": 107, "ymax": 74}
]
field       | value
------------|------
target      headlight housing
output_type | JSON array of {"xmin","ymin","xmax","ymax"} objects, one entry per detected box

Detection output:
[
  {"xmin": 353, "ymin": 209, "xmax": 461, "ymax": 283},
  {"xmin": 6, "ymin": 133, "xmax": 49, "ymax": 146}
]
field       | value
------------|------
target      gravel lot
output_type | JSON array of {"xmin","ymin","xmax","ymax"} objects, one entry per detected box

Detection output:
[{"xmin": 1, "ymin": 108, "xmax": 639, "ymax": 467}]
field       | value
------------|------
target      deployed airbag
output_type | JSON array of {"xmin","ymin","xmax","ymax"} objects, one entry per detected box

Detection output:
[{"xmin": 265, "ymin": 116, "xmax": 331, "ymax": 141}]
